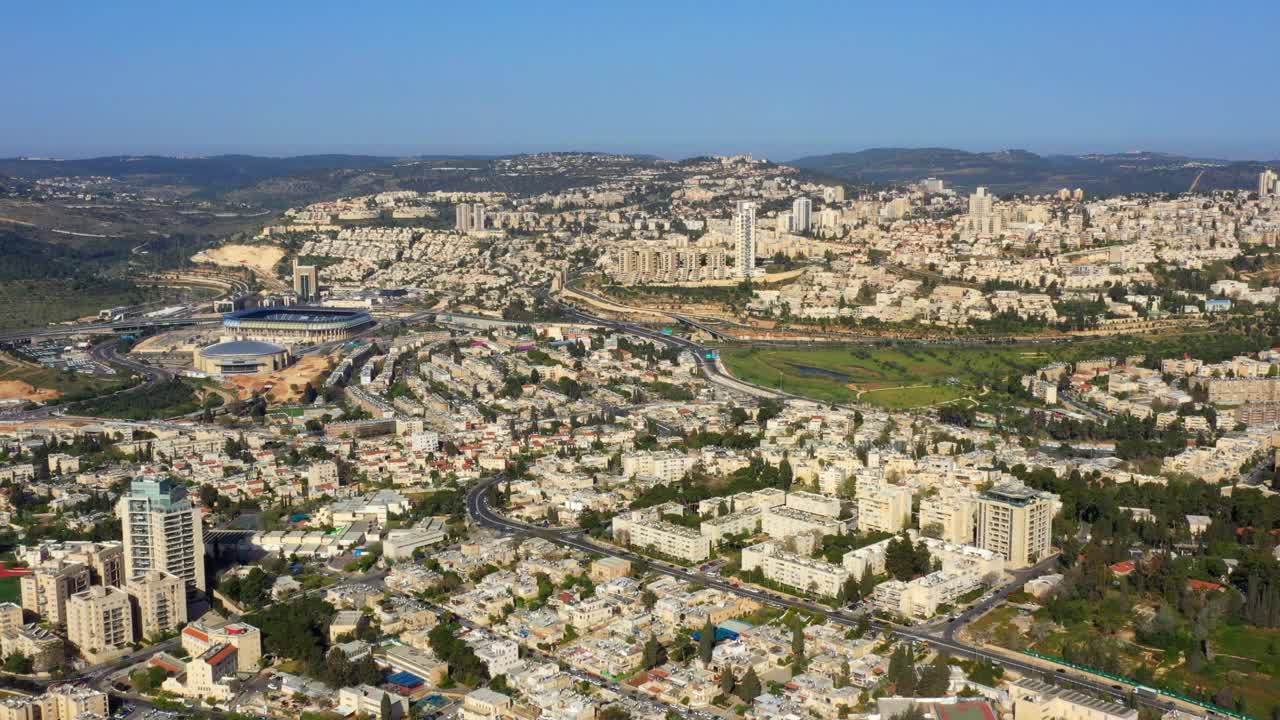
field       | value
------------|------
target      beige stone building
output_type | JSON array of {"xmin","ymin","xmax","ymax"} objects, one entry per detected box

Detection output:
[
  {"xmin": 1009, "ymin": 677, "xmax": 1137, "ymax": 720},
  {"xmin": 0, "ymin": 603, "xmax": 22, "ymax": 634},
  {"xmin": 976, "ymin": 483, "xmax": 1056, "ymax": 569},
  {"xmin": 18, "ymin": 540, "xmax": 123, "ymax": 625},
  {"xmin": 459, "ymin": 688, "xmax": 513, "ymax": 720},
  {"xmin": 180, "ymin": 619, "xmax": 262, "ymax": 672},
  {"xmin": 0, "ymin": 624, "xmax": 65, "ymax": 673},
  {"xmin": 162, "ymin": 642, "xmax": 240, "ymax": 701},
  {"xmin": 612, "ymin": 513, "xmax": 711, "ymax": 562},
  {"xmin": 66, "ymin": 585, "xmax": 133, "ymax": 663},
  {"xmin": 855, "ymin": 480, "xmax": 912, "ymax": 534},
  {"xmin": 338, "ymin": 685, "xmax": 410, "ymax": 720},
  {"xmin": 125, "ymin": 570, "xmax": 188, "ymax": 640},
  {"xmin": 0, "ymin": 685, "xmax": 108, "ymax": 720},
  {"xmin": 589, "ymin": 556, "xmax": 631, "ymax": 582}
]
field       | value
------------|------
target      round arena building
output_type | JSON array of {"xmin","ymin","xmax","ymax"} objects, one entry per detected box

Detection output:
[
  {"xmin": 194, "ymin": 340, "xmax": 291, "ymax": 376},
  {"xmin": 221, "ymin": 305, "xmax": 374, "ymax": 344}
]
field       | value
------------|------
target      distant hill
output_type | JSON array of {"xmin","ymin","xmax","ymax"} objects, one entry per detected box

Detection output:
[
  {"xmin": 0, "ymin": 154, "xmax": 408, "ymax": 194},
  {"xmin": 787, "ymin": 148, "xmax": 1277, "ymax": 195}
]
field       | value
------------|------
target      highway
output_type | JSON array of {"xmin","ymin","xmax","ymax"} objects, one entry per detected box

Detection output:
[{"xmin": 465, "ymin": 474, "xmax": 1185, "ymax": 716}]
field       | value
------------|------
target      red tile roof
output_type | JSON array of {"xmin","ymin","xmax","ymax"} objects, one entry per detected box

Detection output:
[
  {"xmin": 205, "ymin": 644, "xmax": 238, "ymax": 666},
  {"xmin": 1187, "ymin": 578, "xmax": 1225, "ymax": 592},
  {"xmin": 1110, "ymin": 561, "xmax": 1136, "ymax": 575}
]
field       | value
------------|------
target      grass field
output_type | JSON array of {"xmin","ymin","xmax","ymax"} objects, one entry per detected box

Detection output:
[
  {"xmin": 721, "ymin": 344, "xmax": 1051, "ymax": 407},
  {"xmin": 0, "ymin": 577, "xmax": 20, "ymax": 603},
  {"xmin": 1161, "ymin": 623, "xmax": 1280, "ymax": 713},
  {"xmin": 721, "ymin": 330, "xmax": 1279, "ymax": 409}
]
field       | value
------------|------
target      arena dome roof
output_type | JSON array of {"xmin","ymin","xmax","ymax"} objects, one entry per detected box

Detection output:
[{"xmin": 199, "ymin": 340, "xmax": 287, "ymax": 357}]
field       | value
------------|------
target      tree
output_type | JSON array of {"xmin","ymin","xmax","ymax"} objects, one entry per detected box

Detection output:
[
  {"xmin": 887, "ymin": 646, "xmax": 917, "ymax": 696},
  {"xmin": 916, "ymin": 654, "xmax": 951, "ymax": 696},
  {"xmin": 886, "ymin": 532, "xmax": 921, "ymax": 581},
  {"xmin": 381, "ymin": 692, "xmax": 393, "ymax": 720},
  {"xmin": 859, "ymin": 567, "xmax": 877, "ymax": 599},
  {"xmin": 699, "ymin": 620, "xmax": 716, "ymax": 664},
  {"xmin": 779, "ymin": 458, "xmax": 794, "ymax": 489},
  {"xmin": 643, "ymin": 637, "xmax": 666, "ymax": 669},
  {"xmin": 737, "ymin": 667, "xmax": 761, "ymax": 702},
  {"xmin": 4, "ymin": 652, "xmax": 33, "ymax": 675},
  {"xmin": 599, "ymin": 706, "xmax": 631, "ymax": 720},
  {"xmin": 719, "ymin": 668, "xmax": 736, "ymax": 696},
  {"xmin": 490, "ymin": 675, "xmax": 511, "ymax": 695}
]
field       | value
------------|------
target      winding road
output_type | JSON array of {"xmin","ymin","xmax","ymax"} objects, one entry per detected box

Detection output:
[{"xmin": 464, "ymin": 474, "xmax": 1184, "ymax": 711}]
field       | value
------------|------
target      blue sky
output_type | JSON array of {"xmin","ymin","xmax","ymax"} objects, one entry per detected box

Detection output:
[{"xmin": 3, "ymin": 2, "xmax": 1278, "ymax": 160}]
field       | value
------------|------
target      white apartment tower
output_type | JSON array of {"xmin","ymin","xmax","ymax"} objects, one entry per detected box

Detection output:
[
  {"xmin": 734, "ymin": 200, "xmax": 757, "ymax": 279},
  {"xmin": 1261, "ymin": 169, "xmax": 1279, "ymax": 197},
  {"xmin": 969, "ymin": 186, "xmax": 993, "ymax": 218},
  {"xmin": 118, "ymin": 476, "xmax": 206, "ymax": 593},
  {"xmin": 791, "ymin": 197, "xmax": 812, "ymax": 233},
  {"xmin": 967, "ymin": 186, "xmax": 1002, "ymax": 237},
  {"xmin": 455, "ymin": 202, "xmax": 473, "ymax": 231}
]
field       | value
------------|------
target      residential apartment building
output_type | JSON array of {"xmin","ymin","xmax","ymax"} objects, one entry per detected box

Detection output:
[
  {"xmin": 66, "ymin": 585, "xmax": 133, "ymax": 663},
  {"xmin": 18, "ymin": 540, "xmax": 123, "ymax": 625},
  {"xmin": 125, "ymin": 570, "xmax": 188, "ymax": 640},
  {"xmin": 700, "ymin": 507, "xmax": 762, "ymax": 546},
  {"xmin": 870, "ymin": 569, "xmax": 982, "ymax": 620},
  {"xmin": 0, "ymin": 624, "xmax": 64, "ymax": 673},
  {"xmin": 918, "ymin": 484, "xmax": 978, "ymax": 545},
  {"xmin": 785, "ymin": 490, "xmax": 841, "ymax": 518},
  {"xmin": 118, "ymin": 476, "xmax": 206, "ymax": 592},
  {"xmin": 612, "ymin": 513, "xmax": 710, "ymax": 562},
  {"xmin": 742, "ymin": 541, "xmax": 849, "ymax": 598},
  {"xmin": 762, "ymin": 505, "xmax": 844, "ymax": 541},
  {"xmin": 0, "ymin": 603, "xmax": 20, "ymax": 634},
  {"xmin": 855, "ymin": 480, "xmax": 912, "ymax": 534},
  {"xmin": 0, "ymin": 685, "xmax": 108, "ymax": 720},
  {"xmin": 735, "ymin": 201, "xmax": 758, "ymax": 279},
  {"xmin": 976, "ymin": 482, "xmax": 1056, "ymax": 569}
]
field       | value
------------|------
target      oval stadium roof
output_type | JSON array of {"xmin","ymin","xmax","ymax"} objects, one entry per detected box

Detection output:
[{"xmin": 200, "ymin": 339, "xmax": 288, "ymax": 357}]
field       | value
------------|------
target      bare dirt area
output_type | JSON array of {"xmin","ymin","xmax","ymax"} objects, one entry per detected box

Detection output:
[
  {"xmin": 133, "ymin": 327, "xmax": 215, "ymax": 354},
  {"xmin": 0, "ymin": 380, "xmax": 61, "ymax": 402},
  {"xmin": 224, "ymin": 353, "xmax": 333, "ymax": 403},
  {"xmin": 192, "ymin": 243, "xmax": 286, "ymax": 277}
]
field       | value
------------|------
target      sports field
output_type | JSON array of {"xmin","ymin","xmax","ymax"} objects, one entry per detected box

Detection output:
[{"xmin": 0, "ymin": 577, "xmax": 20, "ymax": 604}]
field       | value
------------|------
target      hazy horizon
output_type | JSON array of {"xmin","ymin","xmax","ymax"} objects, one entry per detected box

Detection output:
[{"xmin": 4, "ymin": 2, "xmax": 1279, "ymax": 161}]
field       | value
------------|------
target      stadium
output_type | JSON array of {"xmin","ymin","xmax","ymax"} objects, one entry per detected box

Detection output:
[
  {"xmin": 221, "ymin": 306, "xmax": 374, "ymax": 344},
  {"xmin": 194, "ymin": 340, "xmax": 291, "ymax": 376}
]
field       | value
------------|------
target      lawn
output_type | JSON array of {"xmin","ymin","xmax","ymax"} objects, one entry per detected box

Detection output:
[
  {"xmin": 1157, "ymin": 623, "xmax": 1280, "ymax": 713},
  {"xmin": 720, "ymin": 330, "xmax": 1280, "ymax": 409}
]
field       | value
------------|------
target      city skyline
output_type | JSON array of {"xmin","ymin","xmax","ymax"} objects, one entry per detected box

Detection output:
[{"xmin": 3, "ymin": 2, "xmax": 1279, "ymax": 160}]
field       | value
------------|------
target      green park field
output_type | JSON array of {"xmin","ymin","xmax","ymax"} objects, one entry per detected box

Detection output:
[{"xmin": 720, "ymin": 330, "xmax": 1279, "ymax": 409}]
